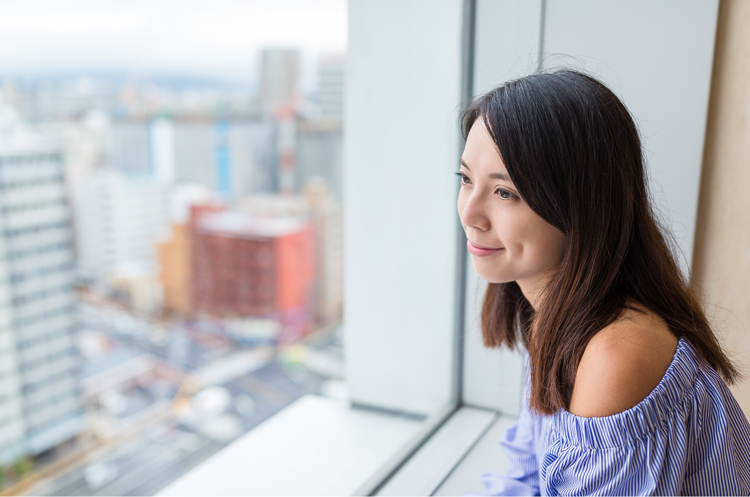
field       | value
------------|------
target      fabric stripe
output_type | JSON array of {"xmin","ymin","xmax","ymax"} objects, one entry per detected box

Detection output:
[{"xmin": 476, "ymin": 338, "xmax": 750, "ymax": 496}]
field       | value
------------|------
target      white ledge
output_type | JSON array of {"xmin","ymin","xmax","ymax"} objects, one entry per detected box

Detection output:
[
  {"xmin": 157, "ymin": 395, "xmax": 424, "ymax": 496},
  {"xmin": 435, "ymin": 415, "xmax": 515, "ymax": 496},
  {"xmin": 377, "ymin": 406, "xmax": 497, "ymax": 496}
]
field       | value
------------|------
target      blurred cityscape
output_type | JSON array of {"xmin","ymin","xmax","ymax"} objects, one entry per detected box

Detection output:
[{"xmin": 0, "ymin": 45, "xmax": 345, "ymax": 495}]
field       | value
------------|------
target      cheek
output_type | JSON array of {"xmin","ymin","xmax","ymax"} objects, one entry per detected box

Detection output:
[
  {"xmin": 523, "ymin": 219, "xmax": 566, "ymax": 264},
  {"xmin": 493, "ymin": 210, "xmax": 527, "ymax": 248},
  {"xmin": 507, "ymin": 211, "xmax": 565, "ymax": 259}
]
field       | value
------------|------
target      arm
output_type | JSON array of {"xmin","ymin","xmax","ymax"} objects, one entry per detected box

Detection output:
[
  {"xmin": 476, "ymin": 355, "xmax": 540, "ymax": 496},
  {"xmin": 480, "ymin": 398, "xmax": 540, "ymax": 496}
]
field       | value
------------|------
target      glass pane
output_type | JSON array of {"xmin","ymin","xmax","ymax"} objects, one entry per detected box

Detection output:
[{"xmin": 0, "ymin": 2, "xmax": 346, "ymax": 494}]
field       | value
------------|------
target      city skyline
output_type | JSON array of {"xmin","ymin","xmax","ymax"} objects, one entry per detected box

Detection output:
[{"xmin": 0, "ymin": 4, "xmax": 347, "ymax": 492}]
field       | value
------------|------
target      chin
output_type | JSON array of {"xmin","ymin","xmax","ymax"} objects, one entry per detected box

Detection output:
[
  {"xmin": 484, "ymin": 277, "xmax": 516, "ymax": 285},
  {"xmin": 471, "ymin": 264, "xmax": 516, "ymax": 285}
]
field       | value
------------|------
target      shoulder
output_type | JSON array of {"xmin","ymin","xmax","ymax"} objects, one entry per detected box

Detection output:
[{"xmin": 568, "ymin": 304, "xmax": 679, "ymax": 418}]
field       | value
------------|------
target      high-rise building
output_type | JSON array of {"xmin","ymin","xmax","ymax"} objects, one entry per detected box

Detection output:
[
  {"xmin": 316, "ymin": 55, "xmax": 345, "ymax": 119},
  {"xmin": 259, "ymin": 48, "xmax": 301, "ymax": 113},
  {"xmin": 111, "ymin": 116, "xmax": 176, "ymax": 184},
  {"xmin": 149, "ymin": 117, "xmax": 176, "ymax": 185},
  {"xmin": 296, "ymin": 119, "xmax": 343, "ymax": 201},
  {"xmin": 176, "ymin": 120, "xmax": 277, "ymax": 196},
  {"xmin": 215, "ymin": 121, "xmax": 232, "ymax": 198},
  {"xmin": 73, "ymin": 169, "xmax": 170, "ymax": 283},
  {"xmin": 303, "ymin": 179, "xmax": 343, "ymax": 326},
  {"xmin": 110, "ymin": 120, "xmax": 149, "ymax": 175},
  {"xmin": 276, "ymin": 107, "xmax": 297, "ymax": 194},
  {"xmin": 110, "ymin": 119, "xmax": 277, "ymax": 196},
  {"xmin": 0, "ymin": 118, "xmax": 83, "ymax": 461}
]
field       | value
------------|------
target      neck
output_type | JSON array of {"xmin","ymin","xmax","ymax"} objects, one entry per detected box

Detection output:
[{"xmin": 516, "ymin": 272, "xmax": 555, "ymax": 310}]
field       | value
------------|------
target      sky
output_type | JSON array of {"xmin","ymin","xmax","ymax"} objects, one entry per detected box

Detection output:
[{"xmin": 0, "ymin": 0, "xmax": 347, "ymax": 89}]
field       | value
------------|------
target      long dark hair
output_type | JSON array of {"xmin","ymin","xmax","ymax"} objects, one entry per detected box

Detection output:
[{"xmin": 460, "ymin": 70, "xmax": 739, "ymax": 415}]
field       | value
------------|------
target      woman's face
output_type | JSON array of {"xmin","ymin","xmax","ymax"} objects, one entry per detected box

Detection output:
[{"xmin": 457, "ymin": 118, "xmax": 567, "ymax": 299}]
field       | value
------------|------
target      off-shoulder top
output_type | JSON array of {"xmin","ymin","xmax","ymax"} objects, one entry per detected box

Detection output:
[{"xmin": 478, "ymin": 338, "xmax": 750, "ymax": 495}]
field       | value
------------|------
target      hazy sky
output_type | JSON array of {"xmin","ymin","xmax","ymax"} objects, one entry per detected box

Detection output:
[{"xmin": 0, "ymin": 0, "xmax": 347, "ymax": 87}]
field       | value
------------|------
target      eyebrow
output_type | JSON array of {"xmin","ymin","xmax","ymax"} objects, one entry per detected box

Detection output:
[{"xmin": 459, "ymin": 159, "xmax": 511, "ymax": 182}]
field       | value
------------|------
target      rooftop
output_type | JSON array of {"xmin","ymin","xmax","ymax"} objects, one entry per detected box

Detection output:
[{"xmin": 195, "ymin": 211, "xmax": 310, "ymax": 239}]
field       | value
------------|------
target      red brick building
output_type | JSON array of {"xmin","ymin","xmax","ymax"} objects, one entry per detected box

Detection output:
[{"xmin": 190, "ymin": 208, "xmax": 316, "ymax": 344}]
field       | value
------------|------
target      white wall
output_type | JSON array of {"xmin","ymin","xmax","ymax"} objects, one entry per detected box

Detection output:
[
  {"xmin": 542, "ymin": 0, "xmax": 719, "ymax": 273},
  {"xmin": 344, "ymin": 0, "xmax": 465, "ymax": 416}
]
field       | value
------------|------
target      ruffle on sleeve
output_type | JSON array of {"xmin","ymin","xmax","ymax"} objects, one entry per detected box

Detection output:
[{"xmin": 540, "ymin": 338, "xmax": 697, "ymax": 496}]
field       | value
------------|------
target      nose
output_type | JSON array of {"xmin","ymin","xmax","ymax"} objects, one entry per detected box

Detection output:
[{"xmin": 458, "ymin": 189, "xmax": 490, "ymax": 233}]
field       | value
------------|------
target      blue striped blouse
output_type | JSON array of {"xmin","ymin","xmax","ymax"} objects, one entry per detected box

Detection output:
[{"xmin": 478, "ymin": 338, "xmax": 750, "ymax": 495}]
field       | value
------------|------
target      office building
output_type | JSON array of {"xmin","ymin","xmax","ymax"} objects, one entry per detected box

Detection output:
[
  {"xmin": 110, "ymin": 119, "xmax": 277, "ymax": 197},
  {"xmin": 0, "ymin": 117, "xmax": 83, "ymax": 461},
  {"xmin": 296, "ymin": 119, "xmax": 343, "ymax": 201},
  {"xmin": 158, "ymin": 223, "xmax": 191, "ymax": 316},
  {"xmin": 303, "ymin": 180, "xmax": 343, "ymax": 325},
  {"xmin": 73, "ymin": 169, "xmax": 170, "ymax": 282},
  {"xmin": 238, "ymin": 190, "xmax": 342, "ymax": 326},
  {"xmin": 259, "ymin": 48, "xmax": 301, "ymax": 113},
  {"xmin": 190, "ymin": 208, "xmax": 315, "ymax": 344},
  {"xmin": 316, "ymin": 55, "xmax": 345, "ymax": 119}
]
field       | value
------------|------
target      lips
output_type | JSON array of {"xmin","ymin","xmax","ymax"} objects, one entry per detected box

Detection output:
[{"xmin": 467, "ymin": 240, "xmax": 503, "ymax": 257}]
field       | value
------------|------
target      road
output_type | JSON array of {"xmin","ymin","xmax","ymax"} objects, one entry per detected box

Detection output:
[{"xmin": 15, "ymin": 300, "xmax": 342, "ymax": 495}]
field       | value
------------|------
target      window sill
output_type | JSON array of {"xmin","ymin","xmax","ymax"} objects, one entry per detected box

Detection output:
[
  {"xmin": 376, "ymin": 406, "xmax": 497, "ymax": 495},
  {"xmin": 434, "ymin": 415, "xmax": 514, "ymax": 496},
  {"xmin": 156, "ymin": 394, "xmax": 427, "ymax": 496}
]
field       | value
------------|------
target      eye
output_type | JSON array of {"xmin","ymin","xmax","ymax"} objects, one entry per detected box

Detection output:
[
  {"xmin": 496, "ymin": 188, "xmax": 516, "ymax": 200},
  {"xmin": 455, "ymin": 172, "xmax": 471, "ymax": 185}
]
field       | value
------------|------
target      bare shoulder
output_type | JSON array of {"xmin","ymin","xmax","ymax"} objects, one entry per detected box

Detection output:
[{"xmin": 568, "ymin": 304, "xmax": 679, "ymax": 418}]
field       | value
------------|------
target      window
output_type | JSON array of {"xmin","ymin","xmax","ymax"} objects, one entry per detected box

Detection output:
[
  {"xmin": 0, "ymin": 0, "xmax": 467, "ymax": 494},
  {"xmin": 0, "ymin": 1, "xmax": 368, "ymax": 495}
]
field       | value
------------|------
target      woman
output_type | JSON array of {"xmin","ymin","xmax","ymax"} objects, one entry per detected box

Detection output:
[{"xmin": 457, "ymin": 70, "xmax": 750, "ymax": 495}]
